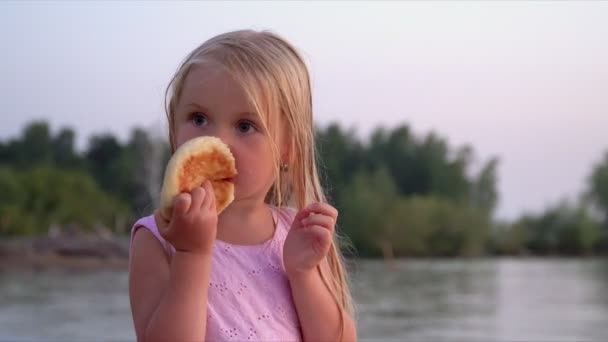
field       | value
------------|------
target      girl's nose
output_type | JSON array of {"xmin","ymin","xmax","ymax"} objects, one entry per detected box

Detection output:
[{"xmin": 209, "ymin": 128, "xmax": 234, "ymax": 152}]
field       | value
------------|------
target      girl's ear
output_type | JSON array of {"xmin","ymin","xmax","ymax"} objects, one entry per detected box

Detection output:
[
  {"xmin": 280, "ymin": 137, "xmax": 292, "ymax": 166},
  {"xmin": 279, "ymin": 123, "xmax": 292, "ymax": 166}
]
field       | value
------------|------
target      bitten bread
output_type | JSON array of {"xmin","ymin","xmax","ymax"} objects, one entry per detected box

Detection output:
[{"xmin": 159, "ymin": 136, "xmax": 237, "ymax": 219}]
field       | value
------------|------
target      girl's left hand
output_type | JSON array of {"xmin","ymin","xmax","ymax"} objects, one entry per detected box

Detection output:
[{"xmin": 283, "ymin": 202, "xmax": 338, "ymax": 277}]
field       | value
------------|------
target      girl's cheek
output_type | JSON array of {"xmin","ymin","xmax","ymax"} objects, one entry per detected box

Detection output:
[{"xmin": 175, "ymin": 124, "xmax": 200, "ymax": 145}]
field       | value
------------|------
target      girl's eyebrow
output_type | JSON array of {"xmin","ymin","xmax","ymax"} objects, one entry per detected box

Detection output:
[
  {"xmin": 183, "ymin": 102, "xmax": 209, "ymax": 112},
  {"xmin": 182, "ymin": 103, "xmax": 258, "ymax": 119},
  {"xmin": 239, "ymin": 112, "xmax": 258, "ymax": 118}
]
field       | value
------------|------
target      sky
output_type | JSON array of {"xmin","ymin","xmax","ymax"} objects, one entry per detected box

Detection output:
[{"xmin": 1, "ymin": 1, "xmax": 607, "ymax": 220}]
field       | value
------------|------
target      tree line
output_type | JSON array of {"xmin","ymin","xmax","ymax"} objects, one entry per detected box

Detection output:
[{"xmin": 1, "ymin": 120, "xmax": 607, "ymax": 257}]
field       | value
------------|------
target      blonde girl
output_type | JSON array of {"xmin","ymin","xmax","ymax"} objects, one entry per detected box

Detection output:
[{"xmin": 129, "ymin": 29, "xmax": 356, "ymax": 341}]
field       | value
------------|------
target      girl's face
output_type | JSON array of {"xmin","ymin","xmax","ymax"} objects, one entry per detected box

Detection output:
[{"xmin": 173, "ymin": 64, "xmax": 278, "ymax": 205}]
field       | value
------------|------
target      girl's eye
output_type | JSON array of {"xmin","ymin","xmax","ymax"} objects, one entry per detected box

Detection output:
[
  {"xmin": 191, "ymin": 113, "xmax": 207, "ymax": 127},
  {"xmin": 237, "ymin": 121, "xmax": 257, "ymax": 133}
]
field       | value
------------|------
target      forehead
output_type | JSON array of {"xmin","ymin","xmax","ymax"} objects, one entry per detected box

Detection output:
[{"xmin": 179, "ymin": 63, "xmax": 255, "ymax": 113}]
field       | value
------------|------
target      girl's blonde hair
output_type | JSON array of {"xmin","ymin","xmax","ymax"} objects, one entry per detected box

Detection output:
[{"xmin": 164, "ymin": 29, "xmax": 354, "ymax": 333}]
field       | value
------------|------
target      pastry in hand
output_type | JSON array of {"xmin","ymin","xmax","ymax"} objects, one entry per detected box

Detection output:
[{"xmin": 159, "ymin": 136, "xmax": 237, "ymax": 219}]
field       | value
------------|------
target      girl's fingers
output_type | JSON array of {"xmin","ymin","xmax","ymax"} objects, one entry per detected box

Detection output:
[
  {"xmin": 189, "ymin": 187, "xmax": 205, "ymax": 214},
  {"xmin": 292, "ymin": 209, "xmax": 311, "ymax": 229},
  {"xmin": 172, "ymin": 193, "xmax": 191, "ymax": 217},
  {"xmin": 154, "ymin": 209, "xmax": 169, "ymax": 234},
  {"xmin": 293, "ymin": 202, "xmax": 338, "ymax": 229},
  {"xmin": 304, "ymin": 225, "xmax": 332, "ymax": 254},
  {"xmin": 301, "ymin": 213, "xmax": 335, "ymax": 232},
  {"xmin": 301, "ymin": 202, "xmax": 338, "ymax": 220},
  {"xmin": 202, "ymin": 180, "xmax": 215, "ymax": 211},
  {"xmin": 209, "ymin": 186, "xmax": 217, "ymax": 212}
]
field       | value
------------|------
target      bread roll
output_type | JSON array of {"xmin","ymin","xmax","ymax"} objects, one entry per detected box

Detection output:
[{"xmin": 159, "ymin": 136, "xmax": 237, "ymax": 219}]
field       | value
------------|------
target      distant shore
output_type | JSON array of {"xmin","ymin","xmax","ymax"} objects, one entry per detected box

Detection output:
[
  {"xmin": 2, "ymin": 231, "xmax": 604, "ymax": 273},
  {"xmin": 0, "ymin": 232, "xmax": 130, "ymax": 272}
]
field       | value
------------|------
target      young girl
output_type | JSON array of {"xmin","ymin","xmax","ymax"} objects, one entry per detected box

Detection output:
[{"xmin": 128, "ymin": 30, "xmax": 357, "ymax": 341}]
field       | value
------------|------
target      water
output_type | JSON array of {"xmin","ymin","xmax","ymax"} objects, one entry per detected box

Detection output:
[
  {"xmin": 1, "ymin": 258, "xmax": 608, "ymax": 341},
  {"xmin": 352, "ymin": 258, "xmax": 608, "ymax": 341}
]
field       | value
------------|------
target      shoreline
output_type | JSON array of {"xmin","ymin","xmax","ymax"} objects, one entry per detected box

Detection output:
[
  {"xmin": 2, "ymin": 234, "xmax": 605, "ymax": 272},
  {"xmin": 0, "ymin": 233, "xmax": 130, "ymax": 272},
  {"xmin": 0, "ymin": 253, "xmax": 129, "ymax": 273}
]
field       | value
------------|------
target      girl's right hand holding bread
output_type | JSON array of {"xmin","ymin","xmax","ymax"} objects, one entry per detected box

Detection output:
[{"xmin": 154, "ymin": 180, "xmax": 218, "ymax": 256}]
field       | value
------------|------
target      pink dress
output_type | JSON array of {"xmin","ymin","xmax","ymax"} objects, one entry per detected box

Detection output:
[{"xmin": 129, "ymin": 206, "xmax": 302, "ymax": 341}]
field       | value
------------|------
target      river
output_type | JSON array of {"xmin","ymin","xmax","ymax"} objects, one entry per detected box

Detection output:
[{"xmin": 2, "ymin": 258, "xmax": 608, "ymax": 341}]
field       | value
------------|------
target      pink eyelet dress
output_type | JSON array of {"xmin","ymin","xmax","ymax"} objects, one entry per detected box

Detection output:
[{"xmin": 129, "ymin": 206, "xmax": 302, "ymax": 341}]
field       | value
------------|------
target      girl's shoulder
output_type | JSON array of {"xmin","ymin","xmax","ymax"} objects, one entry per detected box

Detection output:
[
  {"xmin": 270, "ymin": 205, "xmax": 300, "ymax": 242},
  {"xmin": 272, "ymin": 205, "xmax": 297, "ymax": 227},
  {"xmin": 130, "ymin": 214, "xmax": 175, "ymax": 258}
]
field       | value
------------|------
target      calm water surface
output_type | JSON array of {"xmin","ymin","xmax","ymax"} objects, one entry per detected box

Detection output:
[{"xmin": 1, "ymin": 258, "xmax": 608, "ymax": 341}]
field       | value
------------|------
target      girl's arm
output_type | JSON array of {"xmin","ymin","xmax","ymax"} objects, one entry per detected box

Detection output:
[
  {"xmin": 288, "ymin": 261, "xmax": 357, "ymax": 342},
  {"xmin": 284, "ymin": 202, "xmax": 357, "ymax": 341},
  {"xmin": 129, "ymin": 229, "xmax": 212, "ymax": 342},
  {"xmin": 130, "ymin": 182, "xmax": 218, "ymax": 342}
]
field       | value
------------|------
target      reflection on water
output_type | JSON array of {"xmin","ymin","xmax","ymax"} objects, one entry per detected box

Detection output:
[
  {"xmin": 352, "ymin": 258, "xmax": 608, "ymax": 341},
  {"xmin": 0, "ymin": 270, "xmax": 133, "ymax": 341},
  {"xmin": 1, "ymin": 258, "xmax": 608, "ymax": 341},
  {"xmin": 352, "ymin": 259, "xmax": 498, "ymax": 341}
]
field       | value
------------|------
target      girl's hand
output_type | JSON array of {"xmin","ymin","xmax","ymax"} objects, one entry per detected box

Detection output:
[
  {"xmin": 154, "ymin": 180, "xmax": 218, "ymax": 255},
  {"xmin": 283, "ymin": 202, "xmax": 338, "ymax": 277}
]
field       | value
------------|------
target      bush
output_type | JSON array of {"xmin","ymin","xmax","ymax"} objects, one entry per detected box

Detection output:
[{"xmin": 0, "ymin": 166, "xmax": 131, "ymax": 236}]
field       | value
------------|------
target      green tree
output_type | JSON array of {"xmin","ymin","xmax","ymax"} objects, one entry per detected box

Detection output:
[
  {"xmin": 338, "ymin": 166, "xmax": 399, "ymax": 258},
  {"xmin": 588, "ymin": 151, "xmax": 608, "ymax": 226},
  {"xmin": 515, "ymin": 200, "xmax": 601, "ymax": 255},
  {"xmin": 338, "ymin": 167, "xmax": 491, "ymax": 258},
  {"xmin": 471, "ymin": 157, "xmax": 500, "ymax": 216},
  {"xmin": 0, "ymin": 166, "xmax": 130, "ymax": 236},
  {"xmin": 0, "ymin": 167, "xmax": 35, "ymax": 235},
  {"xmin": 85, "ymin": 133, "xmax": 126, "ymax": 199},
  {"xmin": 51, "ymin": 127, "xmax": 81, "ymax": 169},
  {"xmin": 418, "ymin": 133, "xmax": 471, "ymax": 202},
  {"xmin": 395, "ymin": 196, "xmax": 489, "ymax": 257},
  {"xmin": 6, "ymin": 121, "xmax": 54, "ymax": 168},
  {"xmin": 488, "ymin": 220, "xmax": 528, "ymax": 256},
  {"xmin": 316, "ymin": 123, "xmax": 364, "ymax": 203}
]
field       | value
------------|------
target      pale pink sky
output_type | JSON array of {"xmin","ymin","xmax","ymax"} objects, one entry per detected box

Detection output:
[{"xmin": 1, "ymin": 1, "xmax": 607, "ymax": 220}]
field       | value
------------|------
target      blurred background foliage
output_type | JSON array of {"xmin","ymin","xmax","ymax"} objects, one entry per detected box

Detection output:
[{"xmin": 1, "ymin": 120, "xmax": 607, "ymax": 257}]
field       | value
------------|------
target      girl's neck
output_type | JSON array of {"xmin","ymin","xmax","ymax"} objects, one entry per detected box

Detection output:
[{"xmin": 216, "ymin": 199, "xmax": 275, "ymax": 246}]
